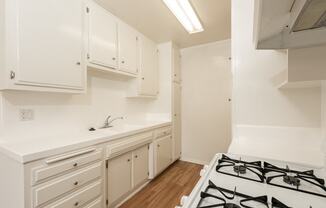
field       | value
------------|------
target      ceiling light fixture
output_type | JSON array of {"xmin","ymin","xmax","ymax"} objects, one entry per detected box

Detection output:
[{"xmin": 163, "ymin": 0, "xmax": 204, "ymax": 34}]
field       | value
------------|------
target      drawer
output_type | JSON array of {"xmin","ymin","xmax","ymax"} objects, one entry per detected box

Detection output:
[
  {"xmin": 106, "ymin": 132, "xmax": 153, "ymax": 159},
  {"xmin": 45, "ymin": 181, "xmax": 102, "ymax": 208},
  {"xmin": 155, "ymin": 126, "xmax": 172, "ymax": 139},
  {"xmin": 84, "ymin": 197, "xmax": 102, "ymax": 208},
  {"xmin": 33, "ymin": 148, "xmax": 102, "ymax": 184},
  {"xmin": 33, "ymin": 162, "xmax": 102, "ymax": 207}
]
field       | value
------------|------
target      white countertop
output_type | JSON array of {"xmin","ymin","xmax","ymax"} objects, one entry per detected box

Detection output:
[{"xmin": 0, "ymin": 120, "xmax": 171, "ymax": 164}]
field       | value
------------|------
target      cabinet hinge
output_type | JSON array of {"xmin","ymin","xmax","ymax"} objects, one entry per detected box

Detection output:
[
  {"xmin": 10, "ymin": 71, "xmax": 15, "ymax": 79},
  {"xmin": 86, "ymin": 7, "xmax": 90, "ymax": 13},
  {"xmin": 106, "ymin": 199, "xmax": 109, "ymax": 205},
  {"xmin": 106, "ymin": 160, "xmax": 108, "ymax": 169}
]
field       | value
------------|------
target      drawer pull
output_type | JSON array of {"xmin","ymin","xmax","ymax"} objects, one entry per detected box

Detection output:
[
  {"xmin": 74, "ymin": 202, "xmax": 79, "ymax": 206},
  {"xmin": 46, "ymin": 148, "xmax": 96, "ymax": 164},
  {"xmin": 74, "ymin": 181, "xmax": 79, "ymax": 186}
]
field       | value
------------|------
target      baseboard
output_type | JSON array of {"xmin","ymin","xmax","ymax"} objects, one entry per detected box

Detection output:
[{"xmin": 180, "ymin": 157, "xmax": 208, "ymax": 165}]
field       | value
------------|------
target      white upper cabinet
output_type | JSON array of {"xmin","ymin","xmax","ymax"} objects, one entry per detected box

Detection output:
[
  {"xmin": 118, "ymin": 22, "xmax": 139, "ymax": 75},
  {"xmin": 139, "ymin": 37, "xmax": 159, "ymax": 96},
  {"xmin": 0, "ymin": 0, "xmax": 86, "ymax": 92},
  {"xmin": 87, "ymin": 2, "xmax": 118, "ymax": 70}
]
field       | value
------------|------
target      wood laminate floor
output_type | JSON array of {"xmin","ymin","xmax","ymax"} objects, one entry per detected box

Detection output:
[{"xmin": 120, "ymin": 160, "xmax": 203, "ymax": 208}]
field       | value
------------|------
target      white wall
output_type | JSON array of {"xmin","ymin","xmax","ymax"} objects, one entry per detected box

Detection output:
[
  {"xmin": 0, "ymin": 67, "xmax": 171, "ymax": 139},
  {"xmin": 181, "ymin": 40, "xmax": 232, "ymax": 165},
  {"xmin": 230, "ymin": 0, "xmax": 323, "ymax": 167}
]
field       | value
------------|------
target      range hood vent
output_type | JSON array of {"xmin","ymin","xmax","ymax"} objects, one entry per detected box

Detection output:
[{"xmin": 292, "ymin": 0, "xmax": 326, "ymax": 32}]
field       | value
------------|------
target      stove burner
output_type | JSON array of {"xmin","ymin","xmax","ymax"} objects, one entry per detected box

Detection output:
[
  {"xmin": 224, "ymin": 203, "xmax": 241, "ymax": 208},
  {"xmin": 216, "ymin": 154, "xmax": 264, "ymax": 183},
  {"xmin": 233, "ymin": 165, "xmax": 246, "ymax": 174},
  {"xmin": 264, "ymin": 162, "xmax": 326, "ymax": 198},
  {"xmin": 283, "ymin": 175, "xmax": 300, "ymax": 187}
]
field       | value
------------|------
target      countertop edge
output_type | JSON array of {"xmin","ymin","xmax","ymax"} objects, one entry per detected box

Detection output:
[{"xmin": 0, "ymin": 121, "xmax": 172, "ymax": 164}]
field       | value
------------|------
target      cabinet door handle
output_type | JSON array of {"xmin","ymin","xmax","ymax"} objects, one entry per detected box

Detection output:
[
  {"xmin": 74, "ymin": 202, "xmax": 79, "ymax": 207},
  {"xmin": 73, "ymin": 163, "xmax": 78, "ymax": 167},
  {"xmin": 74, "ymin": 181, "xmax": 79, "ymax": 186}
]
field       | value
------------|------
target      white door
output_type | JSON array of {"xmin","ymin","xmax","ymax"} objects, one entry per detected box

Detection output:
[
  {"xmin": 16, "ymin": 0, "xmax": 84, "ymax": 89},
  {"xmin": 132, "ymin": 145, "xmax": 149, "ymax": 187},
  {"xmin": 139, "ymin": 37, "xmax": 158, "ymax": 96},
  {"xmin": 107, "ymin": 152, "xmax": 132, "ymax": 206},
  {"xmin": 119, "ymin": 22, "xmax": 138, "ymax": 74},
  {"xmin": 88, "ymin": 2, "xmax": 118, "ymax": 69},
  {"xmin": 173, "ymin": 47, "xmax": 181, "ymax": 83},
  {"xmin": 173, "ymin": 83, "xmax": 182, "ymax": 160},
  {"xmin": 156, "ymin": 136, "xmax": 172, "ymax": 174}
]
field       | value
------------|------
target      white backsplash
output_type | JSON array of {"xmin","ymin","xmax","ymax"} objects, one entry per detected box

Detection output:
[{"xmin": 0, "ymin": 70, "xmax": 171, "ymax": 139}]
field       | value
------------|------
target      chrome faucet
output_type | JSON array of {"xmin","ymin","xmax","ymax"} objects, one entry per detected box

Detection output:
[{"xmin": 100, "ymin": 115, "xmax": 124, "ymax": 129}]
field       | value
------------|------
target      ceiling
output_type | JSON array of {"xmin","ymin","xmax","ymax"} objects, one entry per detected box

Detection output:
[{"xmin": 95, "ymin": 0, "xmax": 231, "ymax": 48}]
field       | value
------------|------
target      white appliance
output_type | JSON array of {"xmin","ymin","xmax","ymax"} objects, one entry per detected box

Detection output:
[{"xmin": 177, "ymin": 153, "xmax": 326, "ymax": 207}]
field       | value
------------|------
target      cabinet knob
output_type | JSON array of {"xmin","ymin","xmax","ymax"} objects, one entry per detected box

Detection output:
[
  {"xmin": 142, "ymin": 77, "xmax": 145, "ymax": 80},
  {"xmin": 74, "ymin": 181, "xmax": 79, "ymax": 186},
  {"xmin": 73, "ymin": 163, "xmax": 78, "ymax": 167},
  {"xmin": 112, "ymin": 57, "xmax": 116, "ymax": 60},
  {"xmin": 135, "ymin": 155, "xmax": 138, "ymax": 158},
  {"xmin": 121, "ymin": 60, "xmax": 125, "ymax": 64},
  {"xmin": 74, "ymin": 202, "xmax": 79, "ymax": 207},
  {"xmin": 127, "ymin": 159, "xmax": 131, "ymax": 162},
  {"xmin": 158, "ymin": 145, "xmax": 160, "ymax": 148},
  {"xmin": 76, "ymin": 62, "xmax": 81, "ymax": 66}
]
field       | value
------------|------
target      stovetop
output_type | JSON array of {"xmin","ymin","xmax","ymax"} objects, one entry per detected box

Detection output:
[{"xmin": 181, "ymin": 154, "xmax": 326, "ymax": 208}]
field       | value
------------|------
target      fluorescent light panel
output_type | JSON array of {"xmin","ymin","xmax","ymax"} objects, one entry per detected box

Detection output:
[{"xmin": 163, "ymin": 0, "xmax": 204, "ymax": 33}]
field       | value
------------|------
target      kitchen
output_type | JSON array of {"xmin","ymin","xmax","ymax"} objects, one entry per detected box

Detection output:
[{"xmin": 0, "ymin": 0, "xmax": 325, "ymax": 208}]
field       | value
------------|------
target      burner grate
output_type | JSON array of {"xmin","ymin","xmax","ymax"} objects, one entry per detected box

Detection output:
[
  {"xmin": 197, "ymin": 180, "xmax": 291, "ymax": 208},
  {"xmin": 264, "ymin": 162, "xmax": 326, "ymax": 198},
  {"xmin": 216, "ymin": 154, "xmax": 265, "ymax": 183}
]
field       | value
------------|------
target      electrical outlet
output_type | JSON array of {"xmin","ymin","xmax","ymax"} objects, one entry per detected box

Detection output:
[{"xmin": 19, "ymin": 109, "xmax": 34, "ymax": 121}]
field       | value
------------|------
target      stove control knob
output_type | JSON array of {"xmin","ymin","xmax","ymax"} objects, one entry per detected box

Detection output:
[{"xmin": 180, "ymin": 196, "xmax": 188, "ymax": 206}]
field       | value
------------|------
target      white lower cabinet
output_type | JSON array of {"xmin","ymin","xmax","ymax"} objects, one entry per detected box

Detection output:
[
  {"xmin": 132, "ymin": 145, "xmax": 149, "ymax": 187},
  {"xmin": 155, "ymin": 135, "xmax": 173, "ymax": 175},
  {"xmin": 107, "ymin": 144, "xmax": 149, "ymax": 207},
  {"xmin": 107, "ymin": 152, "xmax": 132, "ymax": 207}
]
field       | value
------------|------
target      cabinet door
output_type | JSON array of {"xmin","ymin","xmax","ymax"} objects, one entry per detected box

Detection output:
[
  {"xmin": 132, "ymin": 145, "xmax": 149, "ymax": 187},
  {"xmin": 107, "ymin": 152, "xmax": 132, "ymax": 206},
  {"xmin": 16, "ymin": 0, "xmax": 84, "ymax": 89},
  {"xmin": 173, "ymin": 83, "xmax": 182, "ymax": 160},
  {"xmin": 88, "ymin": 2, "xmax": 118, "ymax": 69},
  {"xmin": 156, "ymin": 136, "xmax": 173, "ymax": 174},
  {"xmin": 139, "ymin": 37, "xmax": 158, "ymax": 96},
  {"xmin": 173, "ymin": 47, "xmax": 181, "ymax": 83},
  {"xmin": 119, "ymin": 22, "xmax": 138, "ymax": 74}
]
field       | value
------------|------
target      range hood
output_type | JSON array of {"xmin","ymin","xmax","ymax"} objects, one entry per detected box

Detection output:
[{"xmin": 254, "ymin": 0, "xmax": 326, "ymax": 49}]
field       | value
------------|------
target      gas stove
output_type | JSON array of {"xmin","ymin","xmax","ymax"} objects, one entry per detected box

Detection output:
[{"xmin": 177, "ymin": 154, "xmax": 326, "ymax": 208}]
